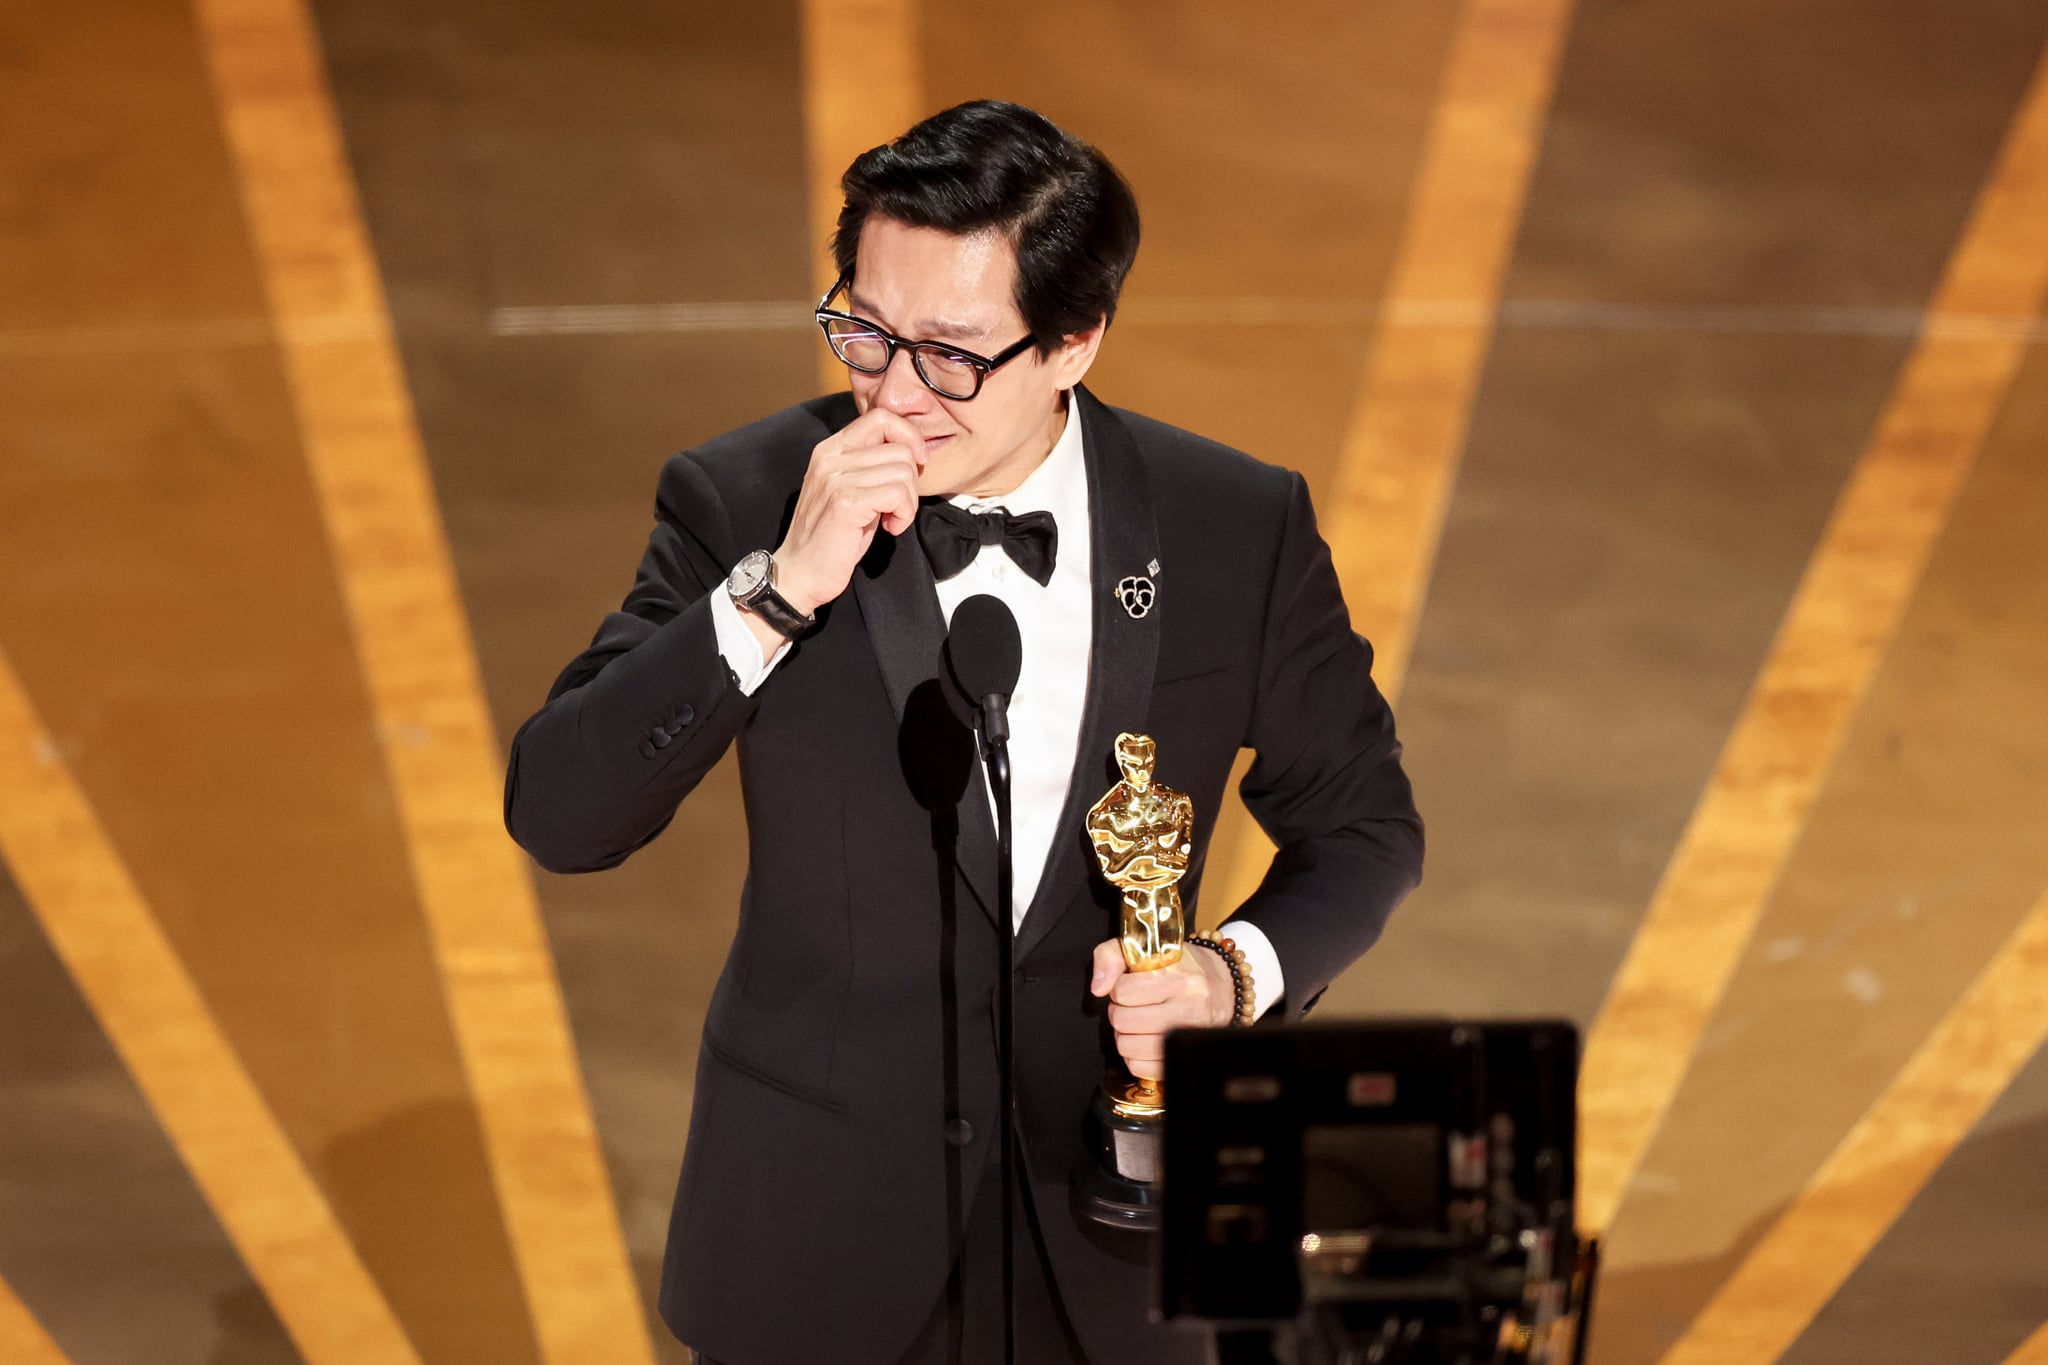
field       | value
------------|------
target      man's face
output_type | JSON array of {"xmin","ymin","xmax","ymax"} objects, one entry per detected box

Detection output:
[{"xmin": 846, "ymin": 216, "xmax": 1102, "ymax": 499}]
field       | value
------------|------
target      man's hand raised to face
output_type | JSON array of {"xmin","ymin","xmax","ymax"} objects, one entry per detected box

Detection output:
[
  {"xmin": 737, "ymin": 409, "xmax": 927, "ymax": 656},
  {"xmin": 1088, "ymin": 939, "xmax": 1236, "ymax": 1081}
]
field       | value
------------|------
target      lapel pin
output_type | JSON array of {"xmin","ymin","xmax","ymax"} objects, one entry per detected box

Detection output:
[{"xmin": 1116, "ymin": 574, "xmax": 1156, "ymax": 619}]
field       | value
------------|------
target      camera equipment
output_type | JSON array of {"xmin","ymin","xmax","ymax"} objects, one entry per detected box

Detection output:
[{"xmin": 1161, "ymin": 1020, "xmax": 1597, "ymax": 1365}]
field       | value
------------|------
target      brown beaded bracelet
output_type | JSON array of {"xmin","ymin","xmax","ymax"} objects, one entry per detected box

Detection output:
[{"xmin": 1188, "ymin": 934, "xmax": 1256, "ymax": 1027}]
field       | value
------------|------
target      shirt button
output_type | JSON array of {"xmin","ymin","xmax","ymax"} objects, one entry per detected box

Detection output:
[
  {"xmin": 992, "ymin": 561, "xmax": 1008, "ymax": 581},
  {"xmin": 944, "ymin": 1118, "xmax": 974, "ymax": 1147}
]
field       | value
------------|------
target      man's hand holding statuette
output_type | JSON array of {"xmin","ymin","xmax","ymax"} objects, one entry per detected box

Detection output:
[{"xmin": 1088, "ymin": 938, "xmax": 1235, "ymax": 1081}]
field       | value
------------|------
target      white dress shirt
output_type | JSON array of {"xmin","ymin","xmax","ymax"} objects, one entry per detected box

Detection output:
[{"xmin": 708, "ymin": 398, "xmax": 1284, "ymax": 1019}]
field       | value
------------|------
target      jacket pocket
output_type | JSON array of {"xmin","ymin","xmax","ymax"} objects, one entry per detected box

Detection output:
[
  {"xmin": 702, "ymin": 1029, "xmax": 847, "ymax": 1113},
  {"xmin": 1153, "ymin": 658, "xmax": 1237, "ymax": 688}
]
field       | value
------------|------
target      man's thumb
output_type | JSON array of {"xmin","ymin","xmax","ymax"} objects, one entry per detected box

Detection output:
[{"xmin": 1090, "ymin": 940, "xmax": 1125, "ymax": 996}]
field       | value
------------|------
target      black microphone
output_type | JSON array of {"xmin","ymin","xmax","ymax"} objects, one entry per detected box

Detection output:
[{"xmin": 944, "ymin": 593, "xmax": 1022, "ymax": 749}]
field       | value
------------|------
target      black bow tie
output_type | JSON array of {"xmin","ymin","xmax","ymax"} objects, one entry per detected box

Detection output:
[{"xmin": 916, "ymin": 501, "xmax": 1059, "ymax": 587}]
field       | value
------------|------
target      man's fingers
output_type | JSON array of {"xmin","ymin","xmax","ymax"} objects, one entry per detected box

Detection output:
[
  {"xmin": 1118, "ymin": 1034, "xmax": 1165, "ymax": 1066},
  {"xmin": 831, "ymin": 471, "xmax": 919, "ymax": 516},
  {"xmin": 1110, "ymin": 996, "xmax": 1207, "ymax": 1036},
  {"xmin": 821, "ymin": 470, "xmax": 920, "ymax": 536},
  {"xmin": 817, "ymin": 446, "xmax": 921, "ymax": 513},
  {"xmin": 873, "ymin": 410, "xmax": 928, "ymax": 463},
  {"xmin": 1089, "ymin": 940, "xmax": 1125, "ymax": 997},
  {"xmin": 1107, "ymin": 1000, "xmax": 1177, "ymax": 1035},
  {"xmin": 1108, "ymin": 968, "xmax": 1176, "ymax": 1007},
  {"xmin": 809, "ymin": 448, "xmax": 920, "ymax": 516},
  {"xmin": 829, "ymin": 440, "xmax": 924, "ymax": 475},
  {"xmin": 837, "ymin": 409, "xmax": 928, "ymax": 465},
  {"xmin": 833, "ymin": 405, "xmax": 903, "ymax": 446}
]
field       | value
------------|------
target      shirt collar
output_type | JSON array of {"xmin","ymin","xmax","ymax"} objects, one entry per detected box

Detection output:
[{"xmin": 952, "ymin": 393, "xmax": 1087, "ymax": 529}]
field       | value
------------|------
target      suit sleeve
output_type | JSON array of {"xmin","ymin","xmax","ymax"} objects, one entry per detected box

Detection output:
[
  {"xmin": 503, "ymin": 451, "xmax": 764, "ymax": 873},
  {"xmin": 1229, "ymin": 470, "xmax": 1424, "ymax": 1018}
]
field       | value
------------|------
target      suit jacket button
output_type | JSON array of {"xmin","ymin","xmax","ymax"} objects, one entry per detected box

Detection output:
[
  {"xmin": 943, "ymin": 1118, "xmax": 974, "ymax": 1147},
  {"xmin": 675, "ymin": 704, "xmax": 695, "ymax": 726},
  {"xmin": 638, "ymin": 739, "xmax": 657, "ymax": 759},
  {"xmin": 649, "ymin": 728, "xmax": 673, "ymax": 749}
]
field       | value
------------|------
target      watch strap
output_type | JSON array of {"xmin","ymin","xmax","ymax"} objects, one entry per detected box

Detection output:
[{"xmin": 742, "ymin": 580, "xmax": 813, "ymax": 639}]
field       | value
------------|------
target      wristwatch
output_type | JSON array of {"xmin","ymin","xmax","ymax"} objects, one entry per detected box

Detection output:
[{"xmin": 725, "ymin": 549, "xmax": 815, "ymax": 639}]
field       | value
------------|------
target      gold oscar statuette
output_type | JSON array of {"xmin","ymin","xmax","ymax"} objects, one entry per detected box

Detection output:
[{"xmin": 1086, "ymin": 731, "xmax": 1195, "ymax": 1121}]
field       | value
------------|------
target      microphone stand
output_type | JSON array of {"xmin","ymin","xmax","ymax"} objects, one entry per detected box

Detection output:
[{"xmin": 979, "ymin": 692, "xmax": 1017, "ymax": 1365}]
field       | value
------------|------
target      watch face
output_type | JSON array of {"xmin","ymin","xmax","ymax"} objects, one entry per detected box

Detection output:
[{"xmin": 727, "ymin": 550, "xmax": 770, "ymax": 597}]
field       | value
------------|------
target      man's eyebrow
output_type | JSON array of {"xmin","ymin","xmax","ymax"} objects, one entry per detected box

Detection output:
[{"xmin": 846, "ymin": 291, "xmax": 994, "ymax": 344}]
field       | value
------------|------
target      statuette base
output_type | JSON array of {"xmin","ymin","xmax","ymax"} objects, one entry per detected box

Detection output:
[{"xmin": 1072, "ymin": 1084, "xmax": 1165, "ymax": 1231}]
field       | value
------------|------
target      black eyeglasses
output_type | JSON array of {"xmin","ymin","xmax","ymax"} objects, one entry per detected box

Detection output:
[{"xmin": 815, "ymin": 275, "xmax": 1036, "ymax": 401}]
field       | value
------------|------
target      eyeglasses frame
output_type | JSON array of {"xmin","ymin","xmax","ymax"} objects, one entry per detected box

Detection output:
[{"xmin": 814, "ymin": 274, "xmax": 1037, "ymax": 401}]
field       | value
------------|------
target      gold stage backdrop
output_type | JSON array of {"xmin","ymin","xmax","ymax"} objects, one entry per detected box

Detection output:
[{"xmin": 4, "ymin": 2, "xmax": 2048, "ymax": 1362}]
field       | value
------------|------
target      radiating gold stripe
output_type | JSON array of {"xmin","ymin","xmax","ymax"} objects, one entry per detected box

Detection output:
[
  {"xmin": 1577, "ymin": 44, "xmax": 2048, "ymax": 1236},
  {"xmin": 1219, "ymin": 0, "xmax": 1578, "ymax": 908},
  {"xmin": 189, "ymin": 2, "xmax": 653, "ymax": 1360},
  {"xmin": 0, "ymin": 1275, "xmax": 71, "ymax": 1365},
  {"xmin": 2003, "ymin": 1319, "xmax": 2048, "ymax": 1364},
  {"xmin": 1660, "ymin": 875, "xmax": 2048, "ymax": 1364},
  {"xmin": 1320, "ymin": 0, "xmax": 1578, "ymax": 702},
  {"xmin": 0, "ymin": 650, "xmax": 420, "ymax": 1365},
  {"xmin": 799, "ymin": 0, "xmax": 923, "ymax": 390}
]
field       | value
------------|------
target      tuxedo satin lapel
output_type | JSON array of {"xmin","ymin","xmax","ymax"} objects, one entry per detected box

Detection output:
[
  {"xmin": 1016, "ymin": 387, "xmax": 1162, "ymax": 964},
  {"xmin": 851, "ymin": 529, "xmax": 1002, "ymax": 927},
  {"xmin": 851, "ymin": 529, "xmax": 944, "ymax": 724}
]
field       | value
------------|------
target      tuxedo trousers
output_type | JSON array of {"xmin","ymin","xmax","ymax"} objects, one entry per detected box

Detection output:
[
  {"xmin": 891, "ymin": 1153, "xmax": 1094, "ymax": 1365},
  {"xmin": 694, "ymin": 1154, "xmax": 1097, "ymax": 1365}
]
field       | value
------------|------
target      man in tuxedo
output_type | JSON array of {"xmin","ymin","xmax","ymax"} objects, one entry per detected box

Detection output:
[{"xmin": 504, "ymin": 100, "xmax": 1422, "ymax": 1365}]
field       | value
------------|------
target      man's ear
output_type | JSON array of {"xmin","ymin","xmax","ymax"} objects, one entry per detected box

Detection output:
[{"xmin": 1048, "ymin": 318, "xmax": 1108, "ymax": 390}]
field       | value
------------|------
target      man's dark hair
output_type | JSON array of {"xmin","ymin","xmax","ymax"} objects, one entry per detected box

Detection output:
[{"xmin": 832, "ymin": 101, "xmax": 1141, "ymax": 355}]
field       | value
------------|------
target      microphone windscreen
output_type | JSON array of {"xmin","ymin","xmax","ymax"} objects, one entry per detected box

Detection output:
[{"xmin": 945, "ymin": 593, "xmax": 1023, "ymax": 703}]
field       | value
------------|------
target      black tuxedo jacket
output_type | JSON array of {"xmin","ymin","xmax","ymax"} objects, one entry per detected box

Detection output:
[{"xmin": 504, "ymin": 386, "xmax": 1423, "ymax": 1364}]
